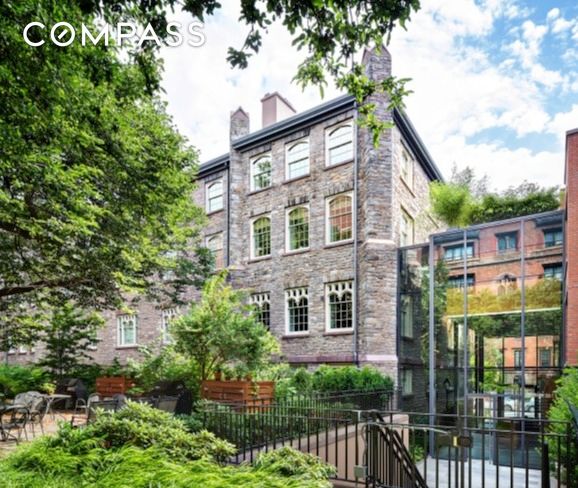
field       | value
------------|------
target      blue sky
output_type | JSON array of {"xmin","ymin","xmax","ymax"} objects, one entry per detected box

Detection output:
[{"xmin": 161, "ymin": 0, "xmax": 578, "ymax": 190}]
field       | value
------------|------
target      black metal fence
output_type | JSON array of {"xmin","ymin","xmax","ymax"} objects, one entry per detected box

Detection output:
[
  {"xmin": 197, "ymin": 393, "xmax": 577, "ymax": 488},
  {"xmin": 366, "ymin": 410, "xmax": 577, "ymax": 488}
]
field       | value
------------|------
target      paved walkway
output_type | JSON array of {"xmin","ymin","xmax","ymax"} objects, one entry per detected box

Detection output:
[
  {"xmin": 416, "ymin": 457, "xmax": 557, "ymax": 488},
  {"xmin": 0, "ymin": 411, "xmax": 75, "ymax": 458}
]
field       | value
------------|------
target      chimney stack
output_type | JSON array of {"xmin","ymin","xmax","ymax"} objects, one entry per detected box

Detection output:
[
  {"xmin": 261, "ymin": 92, "xmax": 296, "ymax": 128},
  {"xmin": 230, "ymin": 107, "xmax": 250, "ymax": 142}
]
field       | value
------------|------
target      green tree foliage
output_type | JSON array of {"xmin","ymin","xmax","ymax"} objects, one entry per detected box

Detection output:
[
  {"xmin": 126, "ymin": 345, "xmax": 200, "ymax": 392},
  {"xmin": 171, "ymin": 273, "xmax": 279, "ymax": 382},
  {"xmin": 37, "ymin": 303, "xmax": 104, "ymax": 379},
  {"xmin": 0, "ymin": 364, "xmax": 50, "ymax": 398},
  {"xmin": 0, "ymin": 1, "xmax": 213, "ymax": 346},
  {"xmin": 430, "ymin": 167, "xmax": 561, "ymax": 227}
]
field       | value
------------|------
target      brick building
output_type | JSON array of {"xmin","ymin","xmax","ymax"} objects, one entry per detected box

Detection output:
[
  {"xmin": 4, "ymin": 46, "xmax": 443, "ymax": 382},
  {"xmin": 565, "ymin": 128, "xmax": 578, "ymax": 365}
]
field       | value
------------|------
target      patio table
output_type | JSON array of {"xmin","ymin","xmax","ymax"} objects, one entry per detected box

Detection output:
[{"xmin": 42, "ymin": 394, "xmax": 71, "ymax": 419}]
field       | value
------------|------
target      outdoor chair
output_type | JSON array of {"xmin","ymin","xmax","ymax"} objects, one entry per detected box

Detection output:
[
  {"xmin": 27, "ymin": 395, "xmax": 47, "ymax": 436},
  {"xmin": 75, "ymin": 393, "xmax": 100, "ymax": 413},
  {"xmin": 157, "ymin": 396, "xmax": 178, "ymax": 414},
  {"xmin": 0, "ymin": 406, "xmax": 29, "ymax": 443}
]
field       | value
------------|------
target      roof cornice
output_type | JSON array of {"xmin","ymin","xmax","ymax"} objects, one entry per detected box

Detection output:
[{"xmin": 198, "ymin": 95, "xmax": 443, "ymax": 183}]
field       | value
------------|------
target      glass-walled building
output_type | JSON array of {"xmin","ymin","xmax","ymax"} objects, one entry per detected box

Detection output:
[{"xmin": 398, "ymin": 210, "xmax": 564, "ymax": 418}]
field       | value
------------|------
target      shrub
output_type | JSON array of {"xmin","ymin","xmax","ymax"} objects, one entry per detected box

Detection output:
[
  {"xmin": 254, "ymin": 446, "xmax": 336, "ymax": 486},
  {"xmin": 0, "ymin": 445, "xmax": 334, "ymax": 487},
  {"xmin": 44, "ymin": 401, "xmax": 235, "ymax": 463},
  {"xmin": 311, "ymin": 365, "xmax": 394, "ymax": 393},
  {"xmin": 0, "ymin": 364, "xmax": 50, "ymax": 397},
  {"xmin": 547, "ymin": 368, "xmax": 578, "ymax": 485}
]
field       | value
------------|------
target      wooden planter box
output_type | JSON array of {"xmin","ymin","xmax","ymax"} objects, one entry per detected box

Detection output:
[
  {"xmin": 201, "ymin": 380, "xmax": 275, "ymax": 405},
  {"xmin": 96, "ymin": 376, "xmax": 135, "ymax": 397}
]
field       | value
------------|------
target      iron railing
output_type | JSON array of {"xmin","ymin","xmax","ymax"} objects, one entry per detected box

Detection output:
[{"xmin": 197, "ymin": 396, "xmax": 576, "ymax": 487}]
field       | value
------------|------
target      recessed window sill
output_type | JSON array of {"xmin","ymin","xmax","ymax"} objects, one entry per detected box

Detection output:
[
  {"xmin": 248, "ymin": 255, "xmax": 272, "ymax": 263},
  {"xmin": 116, "ymin": 345, "xmax": 139, "ymax": 350},
  {"xmin": 248, "ymin": 186, "xmax": 273, "ymax": 196},
  {"xmin": 401, "ymin": 335, "xmax": 415, "ymax": 341},
  {"xmin": 400, "ymin": 177, "xmax": 415, "ymax": 197},
  {"xmin": 206, "ymin": 208, "xmax": 224, "ymax": 217},
  {"xmin": 324, "ymin": 159, "xmax": 353, "ymax": 171},
  {"xmin": 282, "ymin": 333, "xmax": 310, "ymax": 339},
  {"xmin": 323, "ymin": 329, "xmax": 354, "ymax": 336},
  {"xmin": 282, "ymin": 248, "xmax": 310, "ymax": 257},
  {"xmin": 324, "ymin": 239, "xmax": 354, "ymax": 249},
  {"xmin": 283, "ymin": 174, "xmax": 310, "ymax": 185},
  {"xmin": 402, "ymin": 393, "xmax": 415, "ymax": 399}
]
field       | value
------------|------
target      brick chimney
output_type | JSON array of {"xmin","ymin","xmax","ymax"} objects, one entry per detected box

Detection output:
[
  {"xmin": 230, "ymin": 107, "xmax": 250, "ymax": 142},
  {"xmin": 261, "ymin": 92, "xmax": 296, "ymax": 128},
  {"xmin": 565, "ymin": 128, "xmax": 578, "ymax": 364}
]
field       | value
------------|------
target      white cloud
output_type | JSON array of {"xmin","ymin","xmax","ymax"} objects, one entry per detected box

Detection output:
[
  {"xmin": 546, "ymin": 8, "xmax": 560, "ymax": 21},
  {"xmin": 160, "ymin": 0, "xmax": 569, "ymax": 190}
]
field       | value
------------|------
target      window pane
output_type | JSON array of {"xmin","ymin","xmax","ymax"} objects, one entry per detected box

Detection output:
[
  {"xmin": 253, "ymin": 217, "xmax": 271, "ymax": 257},
  {"xmin": 207, "ymin": 181, "xmax": 223, "ymax": 212},
  {"xmin": 327, "ymin": 125, "xmax": 353, "ymax": 166},
  {"xmin": 251, "ymin": 293, "xmax": 271, "ymax": 329},
  {"xmin": 287, "ymin": 288, "xmax": 308, "ymax": 332},
  {"xmin": 207, "ymin": 234, "xmax": 224, "ymax": 268},
  {"xmin": 287, "ymin": 141, "xmax": 309, "ymax": 179},
  {"xmin": 288, "ymin": 207, "xmax": 309, "ymax": 250},
  {"xmin": 252, "ymin": 156, "xmax": 272, "ymax": 190},
  {"xmin": 328, "ymin": 195, "xmax": 352, "ymax": 242},
  {"xmin": 327, "ymin": 282, "xmax": 354, "ymax": 330}
]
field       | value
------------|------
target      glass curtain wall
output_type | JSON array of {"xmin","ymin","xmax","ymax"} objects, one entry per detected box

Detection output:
[{"xmin": 398, "ymin": 211, "xmax": 564, "ymax": 420}]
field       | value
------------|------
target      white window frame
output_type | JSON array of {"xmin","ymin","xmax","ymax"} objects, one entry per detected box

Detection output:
[
  {"xmin": 250, "ymin": 153, "xmax": 272, "ymax": 191},
  {"xmin": 251, "ymin": 293, "xmax": 271, "ymax": 329},
  {"xmin": 117, "ymin": 314, "xmax": 138, "ymax": 347},
  {"xmin": 161, "ymin": 308, "xmax": 178, "ymax": 344},
  {"xmin": 325, "ymin": 281, "xmax": 354, "ymax": 332},
  {"xmin": 7, "ymin": 346, "xmax": 16, "ymax": 355},
  {"xmin": 400, "ymin": 208, "xmax": 415, "ymax": 247},
  {"xmin": 325, "ymin": 121, "xmax": 354, "ymax": 167},
  {"xmin": 205, "ymin": 179, "xmax": 224, "ymax": 213},
  {"xmin": 400, "ymin": 146, "xmax": 414, "ymax": 189},
  {"xmin": 325, "ymin": 192, "xmax": 354, "ymax": 245},
  {"xmin": 206, "ymin": 233, "xmax": 224, "ymax": 269},
  {"xmin": 401, "ymin": 369, "xmax": 413, "ymax": 396},
  {"xmin": 18, "ymin": 345, "xmax": 28, "ymax": 354},
  {"xmin": 285, "ymin": 204, "xmax": 310, "ymax": 253},
  {"xmin": 285, "ymin": 138, "xmax": 310, "ymax": 180},
  {"xmin": 285, "ymin": 287, "xmax": 309, "ymax": 335},
  {"xmin": 250, "ymin": 214, "xmax": 272, "ymax": 259}
]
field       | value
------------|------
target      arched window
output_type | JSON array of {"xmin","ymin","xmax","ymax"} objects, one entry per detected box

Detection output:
[
  {"xmin": 497, "ymin": 274, "xmax": 517, "ymax": 296},
  {"xmin": 252, "ymin": 216, "xmax": 271, "ymax": 258},
  {"xmin": 250, "ymin": 154, "xmax": 272, "ymax": 191},
  {"xmin": 326, "ymin": 281, "xmax": 354, "ymax": 330},
  {"xmin": 286, "ymin": 287, "xmax": 309, "ymax": 333},
  {"xmin": 326, "ymin": 123, "xmax": 353, "ymax": 166},
  {"xmin": 287, "ymin": 206, "xmax": 309, "ymax": 251},
  {"xmin": 286, "ymin": 139, "xmax": 309, "ymax": 179},
  {"xmin": 206, "ymin": 180, "xmax": 223, "ymax": 213},
  {"xmin": 206, "ymin": 233, "xmax": 224, "ymax": 269},
  {"xmin": 327, "ymin": 194, "xmax": 353, "ymax": 243}
]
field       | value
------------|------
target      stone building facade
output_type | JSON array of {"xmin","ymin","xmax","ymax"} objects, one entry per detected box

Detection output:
[{"xmin": 5, "ymin": 47, "xmax": 444, "ymax": 383}]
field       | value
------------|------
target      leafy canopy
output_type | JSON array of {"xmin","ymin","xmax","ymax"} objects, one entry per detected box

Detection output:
[
  {"xmin": 430, "ymin": 166, "xmax": 561, "ymax": 227},
  {"xmin": 0, "ymin": 1, "xmax": 213, "ymax": 343},
  {"xmin": 171, "ymin": 273, "xmax": 279, "ymax": 381}
]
